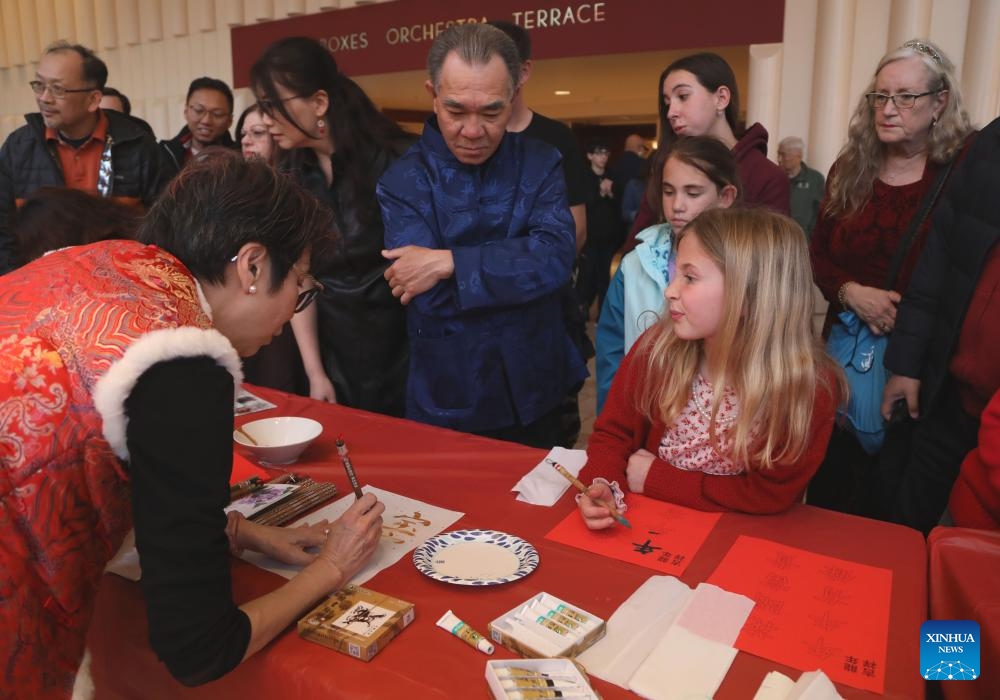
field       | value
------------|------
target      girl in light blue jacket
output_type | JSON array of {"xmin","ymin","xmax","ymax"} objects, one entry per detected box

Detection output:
[{"xmin": 596, "ymin": 137, "xmax": 740, "ymax": 413}]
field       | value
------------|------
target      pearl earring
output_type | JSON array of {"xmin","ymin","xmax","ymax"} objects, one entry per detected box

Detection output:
[
  {"xmin": 317, "ymin": 118, "xmax": 326, "ymax": 135},
  {"xmin": 249, "ymin": 284, "xmax": 257, "ymax": 294}
]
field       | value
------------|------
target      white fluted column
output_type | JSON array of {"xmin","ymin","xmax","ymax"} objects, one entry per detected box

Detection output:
[
  {"xmin": 140, "ymin": 0, "xmax": 162, "ymax": 42},
  {"xmin": 16, "ymin": 0, "xmax": 39, "ymax": 56},
  {"xmin": 95, "ymin": 0, "xmax": 118, "ymax": 49},
  {"xmin": 747, "ymin": 43, "xmax": 783, "ymax": 159},
  {"xmin": 33, "ymin": 0, "xmax": 56, "ymax": 55},
  {"xmin": 1, "ymin": 0, "xmax": 26, "ymax": 66},
  {"xmin": 166, "ymin": 0, "xmax": 188, "ymax": 37},
  {"xmin": 888, "ymin": 0, "xmax": 932, "ymax": 48},
  {"xmin": 777, "ymin": 0, "xmax": 818, "ymax": 155},
  {"xmin": 929, "ymin": 0, "xmax": 970, "ymax": 80},
  {"xmin": 115, "ymin": 0, "xmax": 140, "ymax": 45},
  {"xmin": 53, "ymin": 0, "xmax": 75, "ymax": 46},
  {"xmin": 72, "ymin": 0, "xmax": 97, "ymax": 48},
  {"xmin": 809, "ymin": 0, "xmax": 857, "ymax": 174},
  {"xmin": 245, "ymin": 0, "xmax": 274, "ymax": 23},
  {"xmin": 190, "ymin": 0, "xmax": 216, "ymax": 32},
  {"xmin": 961, "ymin": 0, "xmax": 1000, "ymax": 126},
  {"xmin": 217, "ymin": 0, "xmax": 243, "ymax": 27},
  {"xmin": 277, "ymin": 0, "xmax": 306, "ymax": 16}
]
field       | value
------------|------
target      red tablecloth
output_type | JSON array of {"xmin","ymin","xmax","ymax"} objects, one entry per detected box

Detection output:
[
  {"xmin": 87, "ymin": 387, "xmax": 926, "ymax": 699},
  {"xmin": 928, "ymin": 526, "xmax": 1000, "ymax": 700}
]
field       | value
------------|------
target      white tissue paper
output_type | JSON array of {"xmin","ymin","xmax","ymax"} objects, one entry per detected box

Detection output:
[
  {"xmin": 673, "ymin": 582, "xmax": 756, "ymax": 647},
  {"xmin": 753, "ymin": 670, "xmax": 844, "ymax": 700},
  {"xmin": 512, "ymin": 446, "xmax": 588, "ymax": 505},
  {"xmin": 627, "ymin": 624, "xmax": 739, "ymax": 700},
  {"xmin": 577, "ymin": 575, "xmax": 692, "ymax": 687}
]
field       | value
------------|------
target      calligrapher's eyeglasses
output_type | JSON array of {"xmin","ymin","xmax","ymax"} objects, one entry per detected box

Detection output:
[
  {"xmin": 256, "ymin": 94, "xmax": 307, "ymax": 117},
  {"xmin": 241, "ymin": 127, "xmax": 270, "ymax": 140},
  {"xmin": 187, "ymin": 103, "xmax": 231, "ymax": 121},
  {"xmin": 29, "ymin": 80, "xmax": 96, "ymax": 99},
  {"xmin": 294, "ymin": 275, "xmax": 323, "ymax": 313},
  {"xmin": 229, "ymin": 254, "xmax": 323, "ymax": 313},
  {"xmin": 865, "ymin": 90, "xmax": 942, "ymax": 110}
]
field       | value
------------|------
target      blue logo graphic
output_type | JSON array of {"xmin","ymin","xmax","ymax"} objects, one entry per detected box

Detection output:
[{"xmin": 921, "ymin": 620, "xmax": 979, "ymax": 681}]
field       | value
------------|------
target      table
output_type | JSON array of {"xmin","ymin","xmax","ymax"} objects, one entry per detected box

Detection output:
[{"xmin": 87, "ymin": 387, "xmax": 927, "ymax": 699}]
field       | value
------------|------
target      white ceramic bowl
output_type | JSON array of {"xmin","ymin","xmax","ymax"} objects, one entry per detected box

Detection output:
[{"xmin": 233, "ymin": 416, "xmax": 323, "ymax": 465}]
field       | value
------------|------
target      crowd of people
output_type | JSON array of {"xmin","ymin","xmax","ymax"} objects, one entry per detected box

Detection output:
[{"xmin": 0, "ymin": 23, "xmax": 997, "ymax": 700}]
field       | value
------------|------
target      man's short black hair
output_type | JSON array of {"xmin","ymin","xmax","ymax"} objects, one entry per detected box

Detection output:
[
  {"xmin": 487, "ymin": 21, "xmax": 531, "ymax": 63},
  {"xmin": 186, "ymin": 77, "xmax": 234, "ymax": 113},
  {"xmin": 586, "ymin": 138, "xmax": 611, "ymax": 154},
  {"xmin": 44, "ymin": 40, "xmax": 108, "ymax": 89},
  {"xmin": 101, "ymin": 87, "xmax": 131, "ymax": 115}
]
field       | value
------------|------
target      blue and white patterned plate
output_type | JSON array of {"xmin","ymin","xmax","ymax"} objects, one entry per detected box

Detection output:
[{"xmin": 412, "ymin": 529, "xmax": 539, "ymax": 586}]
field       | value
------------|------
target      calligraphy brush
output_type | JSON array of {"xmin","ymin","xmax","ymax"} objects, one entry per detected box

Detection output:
[
  {"xmin": 336, "ymin": 435, "xmax": 364, "ymax": 500},
  {"xmin": 547, "ymin": 459, "xmax": 632, "ymax": 528}
]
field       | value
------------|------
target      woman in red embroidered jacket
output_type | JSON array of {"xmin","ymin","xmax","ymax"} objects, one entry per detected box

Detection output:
[
  {"xmin": 0, "ymin": 154, "xmax": 385, "ymax": 699},
  {"xmin": 578, "ymin": 208, "xmax": 843, "ymax": 525}
]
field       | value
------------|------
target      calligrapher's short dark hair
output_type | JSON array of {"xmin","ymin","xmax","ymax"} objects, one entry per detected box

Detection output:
[
  {"xmin": 427, "ymin": 24, "xmax": 521, "ymax": 96},
  {"xmin": 12, "ymin": 187, "xmax": 141, "ymax": 265},
  {"xmin": 186, "ymin": 76, "xmax": 234, "ymax": 113},
  {"xmin": 44, "ymin": 40, "xmax": 108, "ymax": 89},
  {"xmin": 138, "ymin": 150, "xmax": 335, "ymax": 293},
  {"xmin": 101, "ymin": 86, "xmax": 131, "ymax": 115}
]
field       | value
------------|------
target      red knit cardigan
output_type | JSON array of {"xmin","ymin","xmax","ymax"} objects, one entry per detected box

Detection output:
[{"xmin": 581, "ymin": 345, "xmax": 838, "ymax": 514}]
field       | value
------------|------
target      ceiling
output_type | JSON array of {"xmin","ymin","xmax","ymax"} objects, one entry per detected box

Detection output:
[{"xmin": 355, "ymin": 44, "xmax": 751, "ymax": 127}]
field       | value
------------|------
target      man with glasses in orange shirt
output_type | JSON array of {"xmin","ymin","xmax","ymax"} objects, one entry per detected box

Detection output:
[
  {"xmin": 160, "ymin": 77, "xmax": 239, "ymax": 179},
  {"xmin": 0, "ymin": 41, "xmax": 165, "ymax": 275}
]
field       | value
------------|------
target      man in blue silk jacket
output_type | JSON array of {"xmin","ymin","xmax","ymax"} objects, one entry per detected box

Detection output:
[{"xmin": 378, "ymin": 23, "xmax": 587, "ymax": 448}]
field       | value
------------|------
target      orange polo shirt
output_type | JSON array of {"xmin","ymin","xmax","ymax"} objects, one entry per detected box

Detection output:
[{"xmin": 45, "ymin": 111, "xmax": 109, "ymax": 193}]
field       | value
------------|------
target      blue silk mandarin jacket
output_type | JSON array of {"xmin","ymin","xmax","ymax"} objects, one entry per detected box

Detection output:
[{"xmin": 377, "ymin": 118, "xmax": 587, "ymax": 432}]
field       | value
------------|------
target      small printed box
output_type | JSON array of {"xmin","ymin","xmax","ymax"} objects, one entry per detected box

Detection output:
[
  {"xmin": 297, "ymin": 585, "xmax": 414, "ymax": 661},
  {"xmin": 485, "ymin": 658, "xmax": 599, "ymax": 700},
  {"xmin": 488, "ymin": 592, "xmax": 605, "ymax": 659}
]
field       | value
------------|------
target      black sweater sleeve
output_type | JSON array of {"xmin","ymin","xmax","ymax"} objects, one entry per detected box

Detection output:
[{"xmin": 125, "ymin": 355, "xmax": 251, "ymax": 686}]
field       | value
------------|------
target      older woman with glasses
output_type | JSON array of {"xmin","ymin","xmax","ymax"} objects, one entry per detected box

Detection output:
[
  {"xmin": 0, "ymin": 153, "xmax": 385, "ymax": 698},
  {"xmin": 250, "ymin": 37, "xmax": 414, "ymax": 415},
  {"xmin": 807, "ymin": 39, "xmax": 974, "ymax": 513},
  {"xmin": 236, "ymin": 103, "xmax": 276, "ymax": 164}
]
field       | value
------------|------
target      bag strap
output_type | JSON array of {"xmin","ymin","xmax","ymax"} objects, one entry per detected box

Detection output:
[{"xmin": 883, "ymin": 155, "xmax": 957, "ymax": 289}]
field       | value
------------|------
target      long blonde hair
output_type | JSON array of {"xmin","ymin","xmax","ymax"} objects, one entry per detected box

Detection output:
[
  {"xmin": 634, "ymin": 208, "xmax": 844, "ymax": 469},
  {"xmin": 825, "ymin": 38, "xmax": 972, "ymax": 218}
]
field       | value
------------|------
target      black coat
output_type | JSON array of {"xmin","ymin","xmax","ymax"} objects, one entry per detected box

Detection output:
[
  {"xmin": 0, "ymin": 110, "xmax": 166, "ymax": 274},
  {"xmin": 285, "ymin": 135, "xmax": 415, "ymax": 417},
  {"xmin": 159, "ymin": 125, "xmax": 239, "ymax": 180},
  {"xmin": 885, "ymin": 118, "xmax": 1000, "ymax": 413}
]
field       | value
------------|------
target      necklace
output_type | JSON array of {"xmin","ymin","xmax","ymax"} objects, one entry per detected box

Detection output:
[{"xmin": 691, "ymin": 375, "xmax": 738, "ymax": 429}]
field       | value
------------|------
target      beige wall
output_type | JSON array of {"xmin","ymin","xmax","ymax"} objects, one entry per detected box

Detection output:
[{"xmin": 1, "ymin": 0, "xmax": 999, "ymax": 166}]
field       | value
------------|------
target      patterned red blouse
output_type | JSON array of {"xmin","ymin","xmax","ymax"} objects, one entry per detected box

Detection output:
[{"xmin": 810, "ymin": 159, "xmax": 950, "ymax": 333}]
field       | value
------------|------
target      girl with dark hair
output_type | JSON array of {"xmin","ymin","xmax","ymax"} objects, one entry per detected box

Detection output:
[
  {"xmin": 251, "ymin": 37, "xmax": 413, "ymax": 416},
  {"xmin": 596, "ymin": 136, "xmax": 740, "ymax": 413},
  {"xmin": 624, "ymin": 52, "xmax": 788, "ymax": 250}
]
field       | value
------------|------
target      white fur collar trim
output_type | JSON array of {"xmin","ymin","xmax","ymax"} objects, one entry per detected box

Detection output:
[{"xmin": 93, "ymin": 326, "xmax": 243, "ymax": 460}]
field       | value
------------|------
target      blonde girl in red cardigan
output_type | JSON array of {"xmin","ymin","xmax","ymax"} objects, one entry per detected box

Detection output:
[{"xmin": 579, "ymin": 208, "xmax": 844, "ymax": 526}]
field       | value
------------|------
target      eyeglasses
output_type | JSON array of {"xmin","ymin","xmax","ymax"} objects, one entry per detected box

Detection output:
[
  {"xmin": 865, "ymin": 90, "xmax": 941, "ymax": 110},
  {"xmin": 241, "ymin": 127, "xmax": 271, "ymax": 140},
  {"xmin": 187, "ymin": 104, "xmax": 231, "ymax": 121},
  {"xmin": 295, "ymin": 275, "xmax": 323, "ymax": 313},
  {"xmin": 29, "ymin": 80, "xmax": 96, "ymax": 99},
  {"xmin": 256, "ymin": 94, "xmax": 306, "ymax": 117}
]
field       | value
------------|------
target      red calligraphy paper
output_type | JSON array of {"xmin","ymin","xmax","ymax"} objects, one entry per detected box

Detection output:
[
  {"xmin": 706, "ymin": 536, "xmax": 892, "ymax": 694},
  {"xmin": 545, "ymin": 494, "xmax": 721, "ymax": 575}
]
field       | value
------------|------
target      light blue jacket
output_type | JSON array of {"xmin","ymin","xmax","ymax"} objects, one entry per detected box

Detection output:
[{"xmin": 595, "ymin": 223, "xmax": 674, "ymax": 413}]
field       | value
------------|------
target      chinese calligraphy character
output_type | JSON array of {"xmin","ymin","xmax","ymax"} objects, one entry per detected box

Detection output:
[
  {"xmin": 863, "ymin": 659, "xmax": 877, "ymax": 678},
  {"xmin": 844, "ymin": 655, "xmax": 858, "ymax": 673},
  {"xmin": 820, "ymin": 565, "xmax": 856, "ymax": 584},
  {"xmin": 814, "ymin": 585, "xmax": 851, "ymax": 607},
  {"xmin": 742, "ymin": 618, "xmax": 780, "ymax": 640},
  {"xmin": 671, "ymin": 554, "xmax": 685, "ymax": 566},
  {"xmin": 342, "ymin": 603, "xmax": 387, "ymax": 631},
  {"xmin": 802, "ymin": 636, "xmax": 841, "ymax": 661},
  {"xmin": 762, "ymin": 572, "xmax": 792, "ymax": 592},
  {"xmin": 632, "ymin": 539, "xmax": 662, "ymax": 555},
  {"xmin": 656, "ymin": 551, "xmax": 673, "ymax": 563},
  {"xmin": 768, "ymin": 550, "xmax": 799, "ymax": 571},
  {"xmin": 381, "ymin": 511, "xmax": 432, "ymax": 544},
  {"xmin": 754, "ymin": 593, "xmax": 785, "ymax": 616},
  {"xmin": 809, "ymin": 609, "xmax": 845, "ymax": 633}
]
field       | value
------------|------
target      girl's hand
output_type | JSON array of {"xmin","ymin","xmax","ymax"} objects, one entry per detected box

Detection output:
[
  {"xmin": 844, "ymin": 283, "xmax": 901, "ymax": 335},
  {"xmin": 577, "ymin": 481, "xmax": 618, "ymax": 531},
  {"xmin": 626, "ymin": 449, "xmax": 655, "ymax": 493}
]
